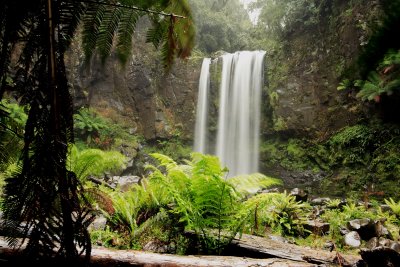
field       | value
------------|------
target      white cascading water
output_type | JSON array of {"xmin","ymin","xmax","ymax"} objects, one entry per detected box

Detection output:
[
  {"xmin": 194, "ymin": 51, "xmax": 265, "ymax": 177},
  {"xmin": 193, "ymin": 58, "xmax": 211, "ymax": 154}
]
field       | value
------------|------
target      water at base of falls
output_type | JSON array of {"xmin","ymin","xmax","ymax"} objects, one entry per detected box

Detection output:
[{"xmin": 194, "ymin": 51, "xmax": 266, "ymax": 177}]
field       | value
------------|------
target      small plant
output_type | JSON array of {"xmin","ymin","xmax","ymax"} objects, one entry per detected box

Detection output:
[
  {"xmin": 384, "ymin": 198, "xmax": 400, "ymax": 218},
  {"xmin": 326, "ymin": 199, "xmax": 342, "ymax": 209},
  {"xmin": 238, "ymin": 192, "xmax": 311, "ymax": 237},
  {"xmin": 67, "ymin": 144, "xmax": 127, "ymax": 182},
  {"xmin": 74, "ymin": 108, "xmax": 109, "ymax": 144}
]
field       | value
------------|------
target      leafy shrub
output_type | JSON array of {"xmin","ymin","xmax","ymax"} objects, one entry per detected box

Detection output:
[
  {"xmin": 67, "ymin": 144, "xmax": 127, "ymax": 182},
  {"xmin": 239, "ymin": 192, "xmax": 311, "ymax": 237},
  {"xmin": 74, "ymin": 108, "xmax": 110, "ymax": 145}
]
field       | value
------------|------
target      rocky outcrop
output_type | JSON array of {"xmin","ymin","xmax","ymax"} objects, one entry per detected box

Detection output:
[
  {"xmin": 264, "ymin": 0, "xmax": 382, "ymax": 138},
  {"xmin": 65, "ymin": 27, "xmax": 202, "ymax": 141}
]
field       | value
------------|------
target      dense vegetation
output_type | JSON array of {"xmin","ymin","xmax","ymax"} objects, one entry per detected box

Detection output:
[{"xmin": 0, "ymin": 0, "xmax": 399, "ymax": 265}]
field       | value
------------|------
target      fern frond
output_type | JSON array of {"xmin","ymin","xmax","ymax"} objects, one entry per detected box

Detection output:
[
  {"xmin": 82, "ymin": 2, "xmax": 107, "ymax": 62},
  {"xmin": 67, "ymin": 144, "xmax": 127, "ymax": 182},
  {"xmin": 149, "ymin": 152, "xmax": 178, "ymax": 171},
  {"xmin": 96, "ymin": 6, "xmax": 124, "ymax": 63},
  {"xmin": 85, "ymin": 187, "xmax": 115, "ymax": 215},
  {"xmin": 132, "ymin": 208, "xmax": 169, "ymax": 239},
  {"xmin": 116, "ymin": 9, "xmax": 140, "ymax": 65},
  {"xmin": 228, "ymin": 173, "xmax": 282, "ymax": 196}
]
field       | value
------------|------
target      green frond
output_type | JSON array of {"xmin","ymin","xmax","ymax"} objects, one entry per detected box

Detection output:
[
  {"xmin": 384, "ymin": 77, "xmax": 400, "ymax": 94},
  {"xmin": 146, "ymin": 21, "xmax": 168, "ymax": 48},
  {"xmin": 132, "ymin": 208, "xmax": 169, "ymax": 239},
  {"xmin": 116, "ymin": 9, "xmax": 140, "ymax": 65},
  {"xmin": 228, "ymin": 173, "xmax": 283, "ymax": 196},
  {"xmin": 149, "ymin": 152, "xmax": 178, "ymax": 171},
  {"xmin": 67, "ymin": 144, "xmax": 127, "ymax": 182},
  {"xmin": 82, "ymin": 2, "xmax": 107, "ymax": 62},
  {"xmin": 96, "ymin": 6, "xmax": 124, "ymax": 63},
  {"xmin": 190, "ymin": 152, "xmax": 224, "ymax": 177},
  {"xmin": 58, "ymin": 0, "xmax": 86, "ymax": 51}
]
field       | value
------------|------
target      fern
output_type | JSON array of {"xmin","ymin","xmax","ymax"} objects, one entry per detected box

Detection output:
[
  {"xmin": 228, "ymin": 173, "xmax": 282, "ymax": 196},
  {"xmin": 67, "ymin": 144, "xmax": 127, "ymax": 182},
  {"xmin": 147, "ymin": 152, "xmax": 240, "ymax": 254},
  {"xmin": 237, "ymin": 192, "xmax": 311, "ymax": 236},
  {"xmin": 384, "ymin": 198, "xmax": 400, "ymax": 218}
]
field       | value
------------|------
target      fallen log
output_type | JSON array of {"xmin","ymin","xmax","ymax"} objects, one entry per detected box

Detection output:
[
  {"xmin": 228, "ymin": 233, "xmax": 361, "ymax": 266},
  {"xmin": 0, "ymin": 237, "xmax": 317, "ymax": 267}
]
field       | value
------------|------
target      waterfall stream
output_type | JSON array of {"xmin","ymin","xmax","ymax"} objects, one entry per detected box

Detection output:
[
  {"xmin": 194, "ymin": 51, "xmax": 266, "ymax": 177},
  {"xmin": 193, "ymin": 58, "xmax": 211, "ymax": 154}
]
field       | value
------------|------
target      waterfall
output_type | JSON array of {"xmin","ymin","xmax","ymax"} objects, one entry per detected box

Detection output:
[
  {"xmin": 194, "ymin": 51, "xmax": 265, "ymax": 177},
  {"xmin": 193, "ymin": 58, "xmax": 211, "ymax": 154}
]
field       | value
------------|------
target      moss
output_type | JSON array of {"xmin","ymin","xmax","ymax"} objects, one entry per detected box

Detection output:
[
  {"xmin": 261, "ymin": 119, "xmax": 400, "ymax": 199},
  {"xmin": 273, "ymin": 117, "xmax": 288, "ymax": 131},
  {"xmin": 269, "ymin": 91, "xmax": 279, "ymax": 107}
]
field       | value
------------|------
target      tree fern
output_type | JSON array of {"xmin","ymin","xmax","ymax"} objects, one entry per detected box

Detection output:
[{"xmin": 81, "ymin": 0, "xmax": 195, "ymax": 69}]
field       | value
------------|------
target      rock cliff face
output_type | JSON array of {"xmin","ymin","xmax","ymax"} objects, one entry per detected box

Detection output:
[
  {"xmin": 65, "ymin": 30, "xmax": 202, "ymax": 141},
  {"xmin": 263, "ymin": 0, "xmax": 381, "ymax": 139}
]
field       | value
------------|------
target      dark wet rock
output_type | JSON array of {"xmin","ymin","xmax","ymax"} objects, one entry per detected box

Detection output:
[
  {"xmin": 348, "ymin": 218, "xmax": 371, "ymax": 231},
  {"xmin": 112, "ymin": 175, "xmax": 141, "ymax": 191},
  {"xmin": 347, "ymin": 218, "xmax": 392, "ymax": 241},
  {"xmin": 360, "ymin": 247, "xmax": 400, "ymax": 267},
  {"xmin": 310, "ymin": 197, "xmax": 331, "ymax": 206},
  {"xmin": 344, "ymin": 231, "xmax": 361, "ymax": 247},
  {"xmin": 340, "ymin": 227, "xmax": 350, "ymax": 236},
  {"xmin": 366, "ymin": 237, "xmax": 379, "ymax": 250},
  {"xmin": 311, "ymin": 206, "xmax": 325, "ymax": 217},
  {"xmin": 304, "ymin": 220, "xmax": 330, "ymax": 236},
  {"xmin": 374, "ymin": 219, "xmax": 392, "ymax": 239},
  {"xmin": 289, "ymin": 188, "xmax": 308, "ymax": 202},
  {"xmin": 347, "ymin": 218, "xmax": 376, "ymax": 241},
  {"xmin": 143, "ymin": 241, "xmax": 169, "ymax": 253},
  {"xmin": 88, "ymin": 215, "xmax": 108, "ymax": 231},
  {"xmin": 380, "ymin": 204, "xmax": 391, "ymax": 213}
]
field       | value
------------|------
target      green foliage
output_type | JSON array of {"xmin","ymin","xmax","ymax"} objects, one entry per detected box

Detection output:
[
  {"xmin": 354, "ymin": 71, "xmax": 400, "ymax": 101},
  {"xmin": 321, "ymin": 201, "xmax": 389, "ymax": 246},
  {"xmin": 337, "ymin": 79, "xmax": 352, "ymax": 91},
  {"xmin": 227, "ymin": 173, "xmax": 282, "ymax": 196},
  {"xmin": 188, "ymin": 0, "xmax": 253, "ymax": 53},
  {"xmin": 147, "ymin": 152, "xmax": 239, "ymax": 254},
  {"xmin": 343, "ymin": 49, "xmax": 400, "ymax": 102},
  {"xmin": 260, "ymin": 138, "xmax": 326, "ymax": 172},
  {"xmin": 82, "ymin": 0, "xmax": 195, "ymax": 69},
  {"xmin": 143, "ymin": 138, "xmax": 192, "ymax": 162},
  {"xmin": 0, "ymin": 100, "xmax": 27, "ymax": 197},
  {"xmin": 327, "ymin": 124, "xmax": 374, "ymax": 166},
  {"xmin": 261, "ymin": 120, "xmax": 400, "ymax": 199},
  {"xmin": 74, "ymin": 108, "xmax": 109, "ymax": 143},
  {"xmin": 251, "ymin": 0, "xmax": 324, "ymax": 37},
  {"xmin": 96, "ymin": 152, "xmax": 281, "ymax": 254},
  {"xmin": 238, "ymin": 192, "xmax": 311, "ymax": 237},
  {"xmin": 90, "ymin": 226, "xmax": 128, "ymax": 249},
  {"xmin": 67, "ymin": 144, "xmax": 127, "ymax": 182},
  {"xmin": 326, "ymin": 198, "xmax": 342, "ymax": 209},
  {"xmin": 384, "ymin": 198, "xmax": 400, "ymax": 219}
]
